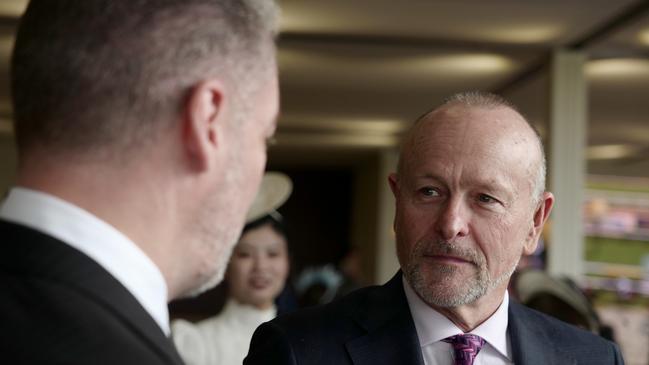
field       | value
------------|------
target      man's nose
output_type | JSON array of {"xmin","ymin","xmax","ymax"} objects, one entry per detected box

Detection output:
[{"xmin": 435, "ymin": 197, "xmax": 470, "ymax": 241}]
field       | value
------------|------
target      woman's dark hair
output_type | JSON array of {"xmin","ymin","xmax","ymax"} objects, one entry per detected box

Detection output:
[{"xmin": 242, "ymin": 212, "xmax": 287, "ymax": 240}]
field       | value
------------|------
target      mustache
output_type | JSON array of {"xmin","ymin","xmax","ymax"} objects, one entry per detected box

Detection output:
[{"xmin": 415, "ymin": 241, "xmax": 484, "ymax": 266}]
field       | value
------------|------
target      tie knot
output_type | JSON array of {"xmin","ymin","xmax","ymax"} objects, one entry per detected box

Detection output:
[{"xmin": 442, "ymin": 334, "xmax": 486, "ymax": 365}]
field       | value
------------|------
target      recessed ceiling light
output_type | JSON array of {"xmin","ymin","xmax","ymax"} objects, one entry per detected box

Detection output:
[
  {"xmin": 638, "ymin": 29, "xmax": 649, "ymax": 46},
  {"xmin": 587, "ymin": 144, "xmax": 639, "ymax": 160},
  {"xmin": 586, "ymin": 59, "xmax": 649, "ymax": 77},
  {"xmin": 0, "ymin": 0, "xmax": 28, "ymax": 17},
  {"xmin": 405, "ymin": 54, "xmax": 513, "ymax": 74},
  {"xmin": 281, "ymin": 116, "xmax": 406, "ymax": 134},
  {"xmin": 483, "ymin": 25, "xmax": 562, "ymax": 44}
]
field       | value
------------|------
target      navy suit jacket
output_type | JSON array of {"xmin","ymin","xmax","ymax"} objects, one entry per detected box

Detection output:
[
  {"xmin": 245, "ymin": 272, "xmax": 624, "ymax": 365},
  {"xmin": 0, "ymin": 220, "xmax": 184, "ymax": 365}
]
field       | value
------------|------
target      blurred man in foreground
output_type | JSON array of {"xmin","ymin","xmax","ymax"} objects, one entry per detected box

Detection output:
[
  {"xmin": 245, "ymin": 92, "xmax": 624, "ymax": 365},
  {"xmin": 0, "ymin": 1, "xmax": 279, "ymax": 364}
]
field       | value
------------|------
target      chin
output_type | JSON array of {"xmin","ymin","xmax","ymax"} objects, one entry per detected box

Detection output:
[{"xmin": 181, "ymin": 264, "xmax": 227, "ymax": 299}]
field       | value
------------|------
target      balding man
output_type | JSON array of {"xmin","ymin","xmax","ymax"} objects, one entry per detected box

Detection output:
[
  {"xmin": 245, "ymin": 92, "xmax": 624, "ymax": 365},
  {"xmin": 0, "ymin": 1, "xmax": 278, "ymax": 364}
]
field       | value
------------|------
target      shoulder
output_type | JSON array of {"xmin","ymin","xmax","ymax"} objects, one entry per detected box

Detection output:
[
  {"xmin": 245, "ymin": 274, "xmax": 413, "ymax": 365},
  {"xmin": 272, "ymin": 282, "xmax": 384, "ymax": 334},
  {"xmin": 245, "ymin": 284, "xmax": 387, "ymax": 365},
  {"xmin": 511, "ymin": 301, "xmax": 601, "ymax": 342},
  {"xmin": 509, "ymin": 301, "xmax": 624, "ymax": 364},
  {"xmin": 0, "ymin": 276, "xmax": 173, "ymax": 363}
]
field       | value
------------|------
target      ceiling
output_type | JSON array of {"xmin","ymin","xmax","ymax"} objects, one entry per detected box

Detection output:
[{"xmin": 1, "ymin": 0, "xmax": 648, "ymax": 177}]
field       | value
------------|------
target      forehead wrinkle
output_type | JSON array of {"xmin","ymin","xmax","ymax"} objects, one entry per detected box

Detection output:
[{"xmin": 402, "ymin": 104, "xmax": 539, "ymax": 201}]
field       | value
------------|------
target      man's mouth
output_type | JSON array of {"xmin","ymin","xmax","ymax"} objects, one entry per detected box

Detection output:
[{"xmin": 424, "ymin": 253, "xmax": 474, "ymax": 266}]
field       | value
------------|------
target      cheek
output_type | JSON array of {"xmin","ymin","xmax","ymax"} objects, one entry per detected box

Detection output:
[
  {"xmin": 469, "ymin": 216, "xmax": 505, "ymax": 259},
  {"xmin": 247, "ymin": 148, "xmax": 267, "ymax": 195},
  {"xmin": 395, "ymin": 205, "xmax": 431, "ymax": 263},
  {"xmin": 238, "ymin": 125, "xmax": 267, "ymax": 175},
  {"xmin": 395, "ymin": 231, "xmax": 416, "ymax": 268},
  {"xmin": 272, "ymin": 257, "xmax": 290, "ymax": 279},
  {"xmin": 247, "ymin": 140, "xmax": 266, "ymax": 170},
  {"xmin": 476, "ymin": 218, "xmax": 526, "ymax": 269},
  {"xmin": 397, "ymin": 203, "xmax": 431, "ymax": 238}
]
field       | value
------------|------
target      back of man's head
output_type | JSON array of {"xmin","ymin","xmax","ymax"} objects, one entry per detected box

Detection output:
[{"xmin": 11, "ymin": 0, "xmax": 278, "ymax": 162}]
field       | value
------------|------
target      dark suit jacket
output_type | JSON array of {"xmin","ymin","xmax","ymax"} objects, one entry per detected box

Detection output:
[
  {"xmin": 0, "ymin": 220, "xmax": 184, "ymax": 365},
  {"xmin": 245, "ymin": 272, "xmax": 624, "ymax": 365}
]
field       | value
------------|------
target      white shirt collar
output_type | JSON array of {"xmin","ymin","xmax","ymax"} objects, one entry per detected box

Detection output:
[
  {"xmin": 403, "ymin": 275, "xmax": 511, "ymax": 360},
  {"xmin": 0, "ymin": 187, "xmax": 170, "ymax": 335}
]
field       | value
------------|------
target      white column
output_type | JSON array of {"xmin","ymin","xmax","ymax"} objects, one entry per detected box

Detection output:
[
  {"xmin": 547, "ymin": 50, "xmax": 587, "ymax": 279},
  {"xmin": 374, "ymin": 148, "xmax": 400, "ymax": 284}
]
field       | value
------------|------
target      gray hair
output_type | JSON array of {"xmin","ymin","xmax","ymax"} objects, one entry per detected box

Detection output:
[
  {"xmin": 397, "ymin": 91, "xmax": 547, "ymax": 204},
  {"xmin": 12, "ymin": 0, "xmax": 279, "ymax": 160}
]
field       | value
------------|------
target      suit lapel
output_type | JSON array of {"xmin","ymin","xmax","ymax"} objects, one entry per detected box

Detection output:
[
  {"xmin": 336, "ymin": 273, "xmax": 583, "ymax": 365},
  {"xmin": 345, "ymin": 273, "xmax": 424, "ymax": 365},
  {"xmin": 1, "ymin": 221, "xmax": 183, "ymax": 365},
  {"xmin": 508, "ymin": 300, "xmax": 576, "ymax": 365},
  {"xmin": 77, "ymin": 261, "xmax": 185, "ymax": 364}
]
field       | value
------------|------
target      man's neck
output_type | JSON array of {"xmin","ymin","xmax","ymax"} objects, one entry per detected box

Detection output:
[
  {"xmin": 15, "ymin": 157, "xmax": 181, "ymax": 297},
  {"xmin": 428, "ymin": 285, "xmax": 508, "ymax": 332}
]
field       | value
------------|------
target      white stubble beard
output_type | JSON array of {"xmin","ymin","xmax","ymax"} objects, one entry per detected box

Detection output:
[{"xmin": 404, "ymin": 240, "xmax": 520, "ymax": 308}]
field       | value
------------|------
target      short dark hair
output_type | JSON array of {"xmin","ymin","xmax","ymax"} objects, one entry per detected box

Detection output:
[{"xmin": 11, "ymin": 0, "xmax": 278, "ymax": 160}]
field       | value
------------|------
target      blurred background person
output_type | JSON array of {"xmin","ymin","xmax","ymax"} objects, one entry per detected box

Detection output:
[
  {"xmin": 294, "ymin": 246, "xmax": 366, "ymax": 308},
  {"xmin": 512, "ymin": 269, "xmax": 617, "ymax": 343},
  {"xmin": 172, "ymin": 172, "xmax": 292, "ymax": 365}
]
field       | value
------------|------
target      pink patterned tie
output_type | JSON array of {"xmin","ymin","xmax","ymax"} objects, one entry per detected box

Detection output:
[{"xmin": 443, "ymin": 334, "xmax": 486, "ymax": 365}]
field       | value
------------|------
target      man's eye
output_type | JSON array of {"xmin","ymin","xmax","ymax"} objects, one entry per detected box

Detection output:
[
  {"xmin": 478, "ymin": 194, "xmax": 496, "ymax": 203},
  {"xmin": 419, "ymin": 187, "xmax": 439, "ymax": 197}
]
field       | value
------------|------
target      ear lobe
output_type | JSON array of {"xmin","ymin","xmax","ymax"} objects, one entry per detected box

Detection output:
[
  {"xmin": 183, "ymin": 79, "xmax": 225, "ymax": 171},
  {"xmin": 523, "ymin": 192, "xmax": 555, "ymax": 255}
]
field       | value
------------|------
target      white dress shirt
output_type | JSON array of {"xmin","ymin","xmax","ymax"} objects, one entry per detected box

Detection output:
[
  {"xmin": 403, "ymin": 277, "xmax": 513, "ymax": 365},
  {"xmin": 0, "ymin": 187, "xmax": 170, "ymax": 335}
]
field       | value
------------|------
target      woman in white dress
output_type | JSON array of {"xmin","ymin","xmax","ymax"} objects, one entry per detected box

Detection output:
[{"xmin": 172, "ymin": 173, "xmax": 292, "ymax": 365}]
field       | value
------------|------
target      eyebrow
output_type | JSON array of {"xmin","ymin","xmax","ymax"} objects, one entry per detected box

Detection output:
[
  {"xmin": 408, "ymin": 173, "xmax": 445, "ymax": 185},
  {"xmin": 410, "ymin": 173, "xmax": 514, "ymax": 197}
]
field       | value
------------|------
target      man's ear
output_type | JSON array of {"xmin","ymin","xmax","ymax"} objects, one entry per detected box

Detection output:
[
  {"xmin": 523, "ymin": 191, "xmax": 554, "ymax": 255},
  {"xmin": 182, "ymin": 79, "xmax": 225, "ymax": 171}
]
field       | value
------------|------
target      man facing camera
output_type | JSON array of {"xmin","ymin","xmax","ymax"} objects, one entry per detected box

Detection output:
[
  {"xmin": 1, "ymin": 1, "xmax": 278, "ymax": 364},
  {"xmin": 245, "ymin": 92, "xmax": 624, "ymax": 365}
]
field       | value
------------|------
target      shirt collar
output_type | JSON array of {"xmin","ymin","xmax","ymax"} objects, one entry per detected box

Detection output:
[
  {"xmin": 403, "ymin": 275, "xmax": 511, "ymax": 359},
  {"xmin": 0, "ymin": 187, "xmax": 170, "ymax": 335}
]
